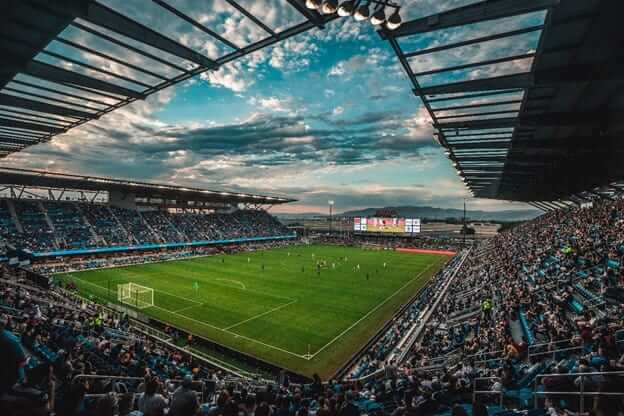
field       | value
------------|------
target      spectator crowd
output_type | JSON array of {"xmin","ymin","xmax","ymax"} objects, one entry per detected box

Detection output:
[
  {"xmin": 0, "ymin": 199, "xmax": 292, "ymax": 253},
  {"xmin": 1, "ymin": 198, "xmax": 624, "ymax": 415}
]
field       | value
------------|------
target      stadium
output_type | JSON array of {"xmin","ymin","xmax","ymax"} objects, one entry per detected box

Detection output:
[{"xmin": 0, "ymin": 1, "xmax": 623, "ymax": 416}]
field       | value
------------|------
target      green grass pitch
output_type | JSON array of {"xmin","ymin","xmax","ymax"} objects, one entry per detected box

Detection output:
[{"xmin": 57, "ymin": 244, "xmax": 448, "ymax": 378}]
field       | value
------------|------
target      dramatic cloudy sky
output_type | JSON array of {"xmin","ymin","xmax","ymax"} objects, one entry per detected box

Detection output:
[{"xmin": 3, "ymin": 0, "xmax": 545, "ymax": 214}]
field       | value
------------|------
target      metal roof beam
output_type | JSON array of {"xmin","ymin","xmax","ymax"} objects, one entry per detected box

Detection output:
[
  {"xmin": 421, "ymin": 73, "xmax": 534, "ymax": 96},
  {"xmin": 427, "ymin": 89, "xmax": 525, "ymax": 103},
  {"xmin": 404, "ymin": 25, "xmax": 544, "ymax": 58},
  {"xmin": 23, "ymin": 60, "xmax": 145, "ymax": 100},
  {"xmin": 381, "ymin": 0, "xmax": 558, "ymax": 39},
  {"xmin": 0, "ymin": 128, "xmax": 47, "ymax": 140},
  {"xmin": 150, "ymin": 0, "xmax": 240, "ymax": 51},
  {"xmin": 0, "ymin": 136, "xmax": 40, "ymax": 145},
  {"xmin": 414, "ymin": 53, "xmax": 535, "ymax": 77},
  {"xmin": 438, "ymin": 111, "xmax": 620, "ymax": 129},
  {"xmin": 285, "ymin": 0, "xmax": 325, "ymax": 28},
  {"xmin": 433, "ymin": 100, "xmax": 522, "ymax": 112},
  {"xmin": 0, "ymin": 93, "xmax": 94, "ymax": 119},
  {"xmin": 457, "ymin": 156, "xmax": 507, "ymax": 162},
  {"xmin": 437, "ymin": 117, "xmax": 517, "ymax": 130},
  {"xmin": 450, "ymin": 141, "xmax": 511, "ymax": 150},
  {"xmin": 224, "ymin": 0, "xmax": 277, "ymax": 37},
  {"xmin": 422, "ymin": 58, "xmax": 624, "ymax": 96},
  {"xmin": 436, "ymin": 109, "xmax": 519, "ymax": 120},
  {"xmin": 78, "ymin": 1, "xmax": 218, "ymax": 69},
  {"xmin": 0, "ymin": 117, "xmax": 64, "ymax": 134}
]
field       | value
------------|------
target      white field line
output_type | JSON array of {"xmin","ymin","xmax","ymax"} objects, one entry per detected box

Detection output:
[
  {"xmin": 173, "ymin": 303, "xmax": 204, "ymax": 314},
  {"xmin": 308, "ymin": 261, "xmax": 437, "ymax": 359},
  {"xmin": 215, "ymin": 278, "xmax": 246, "ymax": 290},
  {"xmin": 150, "ymin": 305, "xmax": 308, "ymax": 359},
  {"xmin": 223, "ymin": 299, "xmax": 298, "ymax": 331},
  {"xmin": 122, "ymin": 269, "xmax": 293, "ymax": 303},
  {"xmin": 68, "ymin": 273, "xmax": 202, "ymax": 306},
  {"xmin": 69, "ymin": 274, "xmax": 307, "ymax": 359}
]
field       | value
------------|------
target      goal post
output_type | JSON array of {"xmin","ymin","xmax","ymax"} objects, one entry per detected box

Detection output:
[{"xmin": 117, "ymin": 283, "xmax": 154, "ymax": 309}]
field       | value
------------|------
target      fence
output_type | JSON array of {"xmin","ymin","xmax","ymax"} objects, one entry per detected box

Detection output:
[
  {"xmin": 472, "ymin": 377, "xmax": 503, "ymax": 407},
  {"xmin": 534, "ymin": 370, "xmax": 624, "ymax": 413}
]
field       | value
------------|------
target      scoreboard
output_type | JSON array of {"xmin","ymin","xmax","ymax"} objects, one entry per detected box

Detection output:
[{"xmin": 353, "ymin": 217, "xmax": 421, "ymax": 234}]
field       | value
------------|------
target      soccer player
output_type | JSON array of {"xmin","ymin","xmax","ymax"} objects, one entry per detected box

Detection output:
[{"xmin": 193, "ymin": 281, "xmax": 199, "ymax": 296}]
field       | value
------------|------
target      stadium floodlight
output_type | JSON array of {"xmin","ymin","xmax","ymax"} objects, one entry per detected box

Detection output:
[
  {"xmin": 354, "ymin": 3, "xmax": 370, "ymax": 21},
  {"xmin": 370, "ymin": 7, "xmax": 386, "ymax": 25},
  {"xmin": 321, "ymin": 0, "xmax": 339, "ymax": 14},
  {"xmin": 306, "ymin": 0, "xmax": 322, "ymax": 9},
  {"xmin": 315, "ymin": 0, "xmax": 403, "ymax": 31},
  {"xmin": 337, "ymin": 0, "xmax": 356, "ymax": 16},
  {"xmin": 386, "ymin": 9, "xmax": 402, "ymax": 30}
]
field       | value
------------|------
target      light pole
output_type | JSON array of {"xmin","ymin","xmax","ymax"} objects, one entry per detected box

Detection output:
[
  {"xmin": 329, "ymin": 200, "xmax": 334, "ymax": 236},
  {"xmin": 463, "ymin": 198, "xmax": 467, "ymax": 247}
]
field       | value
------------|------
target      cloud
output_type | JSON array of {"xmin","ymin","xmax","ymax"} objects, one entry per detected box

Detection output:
[
  {"xmin": 201, "ymin": 61, "xmax": 254, "ymax": 92},
  {"xmin": 248, "ymin": 96, "xmax": 292, "ymax": 113}
]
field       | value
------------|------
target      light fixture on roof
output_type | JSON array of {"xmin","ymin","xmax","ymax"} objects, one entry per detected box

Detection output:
[
  {"xmin": 318, "ymin": 1, "xmax": 402, "ymax": 30},
  {"xmin": 386, "ymin": 9, "xmax": 402, "ymax": 30},
  {"xmin": 353, "ymin": 3, "xmax": 370, "ymax": 21},
  {"xmin": 306, "ymin": 0, "xmax": 322, "ymax": 9},
  {"xmin": 321, "ymin": 0, "xmax": 338, "ymax": 14},
  {"xmin": 337, "ymin": 0, "xmax": 356, "ymax": 16},
  {"xmin": 370, "ymin": 6, "xmax": 386, "ymax": 25}
]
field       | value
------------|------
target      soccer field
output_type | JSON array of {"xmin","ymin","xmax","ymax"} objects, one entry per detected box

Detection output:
[{"xmin": 58, "ymin": 244, "xmax": 448, "ymax": 377}]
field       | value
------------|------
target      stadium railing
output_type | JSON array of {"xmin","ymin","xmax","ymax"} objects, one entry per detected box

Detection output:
[
  {"xmin": 473, "ymin": 376, "xmax": 503, "ymax": 407},
  {"xmin": 70, "ymin": 375, "xmax": 145, "ymax": 404},
  {"xmin": 342, "ymin": 249, "xmax": 471, "ymax": 383},
  {"xmin": 533, "ymin": 370, "xmax": 624, "ymax": 413},
  {"xmin": 395, "ymin": 248, "xmax": 472, "ymax": 363},
  {"xmin": 165, "ymin": 378, "xmax": 207, "ymax": 403},
  {"xmin": 129, "ymin": 321, "xmax": 263, "ymax": 382}
]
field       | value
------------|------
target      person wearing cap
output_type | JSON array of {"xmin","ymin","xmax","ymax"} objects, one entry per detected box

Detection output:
[{"xmin": 168, "ymin": 375, "xmax": 199, "ymax": 416}]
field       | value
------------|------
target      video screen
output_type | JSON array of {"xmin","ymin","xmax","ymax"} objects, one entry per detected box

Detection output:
[{"xmin": 353, "ymin": 217, "xmax": 421, "ymax": 233}]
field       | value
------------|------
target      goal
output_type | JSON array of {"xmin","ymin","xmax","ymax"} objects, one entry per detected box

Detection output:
[{"xmin": 117, "ymin": 283, "xmax": 154, "ymax": 309}]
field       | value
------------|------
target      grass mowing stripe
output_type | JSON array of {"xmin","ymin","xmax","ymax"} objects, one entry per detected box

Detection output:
[
  {"xmin": 309, "ymin": 260, "xmax": 436, "ymax": 358},
  {"xmin": 68, "ymin": 271, "xmax": 308, "ymax": 358},
  {"xmin": 59, "ymin": 245, "xmax": 447, "ymax": 377}
]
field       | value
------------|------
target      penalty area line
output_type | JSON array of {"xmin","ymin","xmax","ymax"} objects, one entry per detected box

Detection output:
[
  {"xmin": 223, "ymin": 298, "xmax": 298, "ymax": 331},
  {"xmin": 150, "ymin": 304, "xmax": 308, "ymax": 359},
  {"xmin": 68, "ymin": 274, "xmax": 307, "ymax": 359}
]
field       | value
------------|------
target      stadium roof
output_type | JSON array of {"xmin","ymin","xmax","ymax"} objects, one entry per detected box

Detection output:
[
  {"xmin": 0, "ymin": 167, "xmax": 296, "ymax": 205},
  {"xmin": 0, "ymin": 0, "xmax": 335, "ymax": 157},
  {"xmin": 382, "ymin": 0, "xmax": 624, "ymax": 202}
]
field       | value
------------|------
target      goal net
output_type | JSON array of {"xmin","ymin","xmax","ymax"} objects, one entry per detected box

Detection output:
[{"xmin": 117, "ymin": 283, "xmax": 154, "ymax": 309}]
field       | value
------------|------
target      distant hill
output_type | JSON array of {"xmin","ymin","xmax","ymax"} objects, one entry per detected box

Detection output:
[
  {"xmin": 339, "ymin": 206, "xmax": 540, "ymax": 222},
  {"xmin": 274, "ymin": 212, "xmax": 326, "ymax": 220}
]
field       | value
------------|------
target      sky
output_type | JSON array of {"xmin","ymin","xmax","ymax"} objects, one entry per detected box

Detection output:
[{"xmin": 2, "ymin": 0, "xmax": 545, "ymax": 214}]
